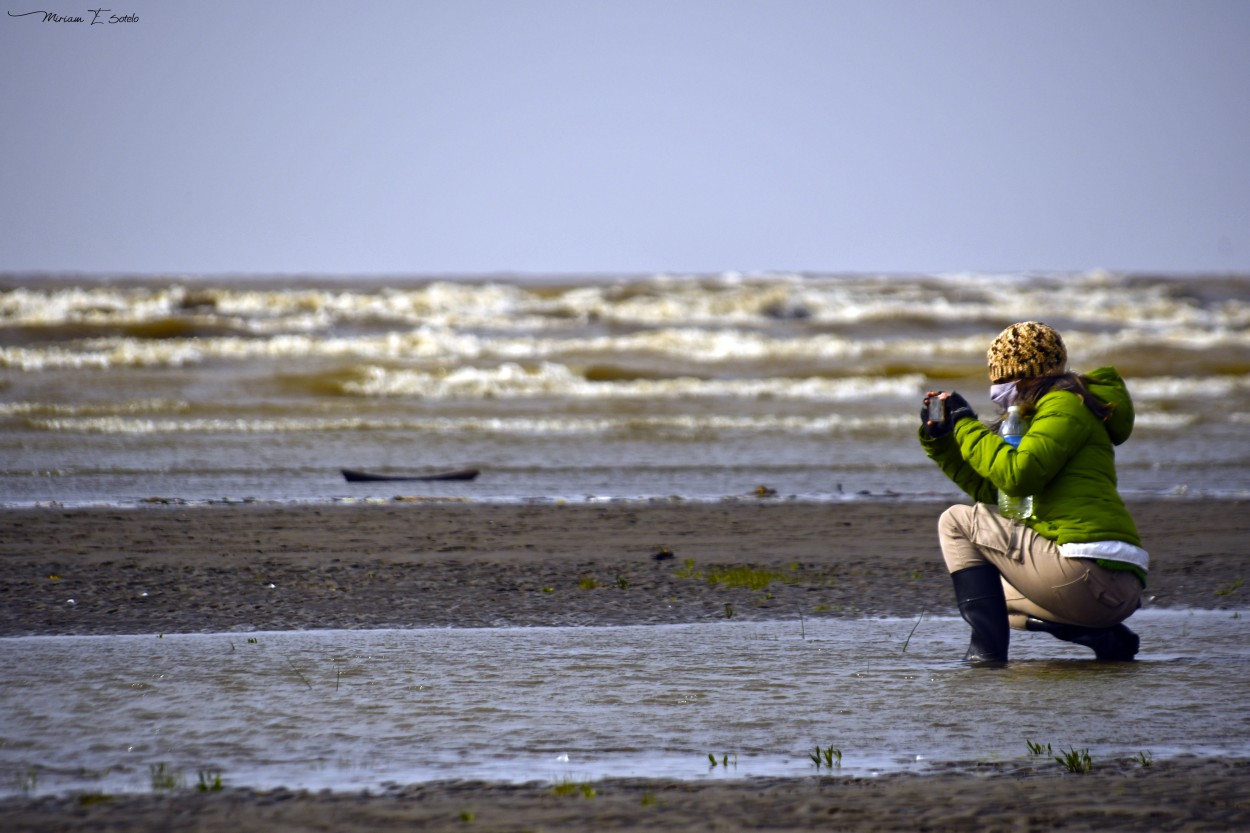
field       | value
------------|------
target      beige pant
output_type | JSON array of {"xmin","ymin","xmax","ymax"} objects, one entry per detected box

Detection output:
[{"xmin": 938, "ymin": 503, "xmax": 1142, "ymax": 630}]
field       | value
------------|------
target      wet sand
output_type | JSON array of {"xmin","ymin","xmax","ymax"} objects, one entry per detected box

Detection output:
[
  {"xmin": 2, "ymin": 498, "xmax": 1247, "ymax": 830},
  {"xmin": 1, "ymin": 756, "xmax": 1247, "ymax": 833},
  {"xmin": 2, "ymin": 498, "xmax": 1246, "ymax": 636}
]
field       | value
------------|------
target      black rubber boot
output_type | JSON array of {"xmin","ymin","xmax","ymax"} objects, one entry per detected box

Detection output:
[
  {"xmin": 950, "ymin": 564, "xmax": 1009, "ymax": 664},
  {"xmin": 1026, "ymin": 617, "xmax": 1139, "ymax": 661}
]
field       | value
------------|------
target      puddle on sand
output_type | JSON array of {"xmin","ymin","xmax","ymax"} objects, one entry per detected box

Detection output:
[{"xmin": 1, "ymin": 608, "xmax": 1247, "ymax": 797}]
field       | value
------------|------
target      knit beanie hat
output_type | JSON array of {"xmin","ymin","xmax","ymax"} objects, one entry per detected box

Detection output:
[{"xmin": 986, "ymin": 321, "xmax": 1067, "ymax": 383}]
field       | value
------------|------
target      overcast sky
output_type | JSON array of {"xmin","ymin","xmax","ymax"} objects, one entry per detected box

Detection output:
[{"xmin": 2, "ymin": 1, "xmax": 1248, "ymax": 276}]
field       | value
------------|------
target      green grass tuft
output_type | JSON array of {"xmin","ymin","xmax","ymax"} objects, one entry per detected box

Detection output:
[
  {"xmin": 149, "ymin": 763, "xmax": 183, "ymax": 791},
  {"xmin": 78, "ymin": 793, "xmax": 114, "ymax": 806},
  {"xmin": 809, "ymin": 744, "xmax": 841, "ymax": 769},
  {"xmin": 1025, "ymin": 738, "xmax": 1052, "ymax": 757},
  {"xmin": 551, "ymin": 778, "xmax": 596, "ymax": 798},
  {"xmin": 703, "ymin": 565, "xmax": 792, "ymax": 591},
  {"xmin": 1055, "ymin": 746, "xmax": 1093, "ymax": 774},
  {"xmin": 1215, "ymin": 577, "xmax": 1244, "ymax": 597},
  {"xmin": 674, "ymin": 558, "xmax": 702, "ymax": 579},
  {"xmin": 197, "ymin": 770, "xmax": 224, "ymax": 792}
]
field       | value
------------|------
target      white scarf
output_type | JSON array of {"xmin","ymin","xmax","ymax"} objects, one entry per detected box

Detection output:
[{"xmin": 989, "ymin": 381, "xmax": 1019, "ymax": 409}]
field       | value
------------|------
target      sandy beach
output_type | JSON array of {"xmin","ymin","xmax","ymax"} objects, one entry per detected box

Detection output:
[
  {"xmin": 2, "ymin": 497, "xmax": 1247, "ymax": 830},
  {"xmin": 1, "ymin": 756, "xmax": 1247, "ymax": 833},
  {"xmin": 3, "ymin": 498, "xmax": 1246, "ymax": 636}
]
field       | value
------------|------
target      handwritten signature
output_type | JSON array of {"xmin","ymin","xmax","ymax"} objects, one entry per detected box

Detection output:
[{"xmin": 8, "ymin": 9, "xmax": 138, "ymax": 24}]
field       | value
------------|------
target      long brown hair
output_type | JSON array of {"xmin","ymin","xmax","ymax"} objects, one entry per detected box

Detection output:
[{"xmin": 993, "ymin": 372, "xmax": 1114, "ymax": 427}]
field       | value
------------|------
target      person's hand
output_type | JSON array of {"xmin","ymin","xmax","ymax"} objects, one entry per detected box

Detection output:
[
  {"xmin": 944, "ymin": 391, "xmax": 977, "ymax": 426},
  {"xmin": 921, "ymin": 391, "xmax": 977, "ymax": 438}
]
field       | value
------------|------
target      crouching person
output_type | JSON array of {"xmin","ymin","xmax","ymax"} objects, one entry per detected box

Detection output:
[{"xmin": 920, "ymin": 322, "xmax": 1146, "ymax": 663}]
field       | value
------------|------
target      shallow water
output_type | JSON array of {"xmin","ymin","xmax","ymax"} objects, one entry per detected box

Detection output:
[{"xmin": 2, "ymin": 609, "xmax": 1248, "ymax": 797}]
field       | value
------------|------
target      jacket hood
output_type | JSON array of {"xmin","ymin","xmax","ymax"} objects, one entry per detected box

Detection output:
[{"xmin": 1084, "ymin": 366, "xmax": 1134, "ymax": 445}]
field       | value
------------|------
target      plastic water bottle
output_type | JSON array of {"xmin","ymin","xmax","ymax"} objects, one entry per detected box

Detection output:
[{"xmin": 997, "ymin": 405, "xmax": 1034, "ymax": 520}]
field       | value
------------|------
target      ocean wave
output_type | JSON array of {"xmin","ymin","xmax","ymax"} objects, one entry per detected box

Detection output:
[
  {"xmin": 333, "ymin": 363, "xmax": 928, "ymax": 401},
  {"xmin": 5, "ymin": 272, "xmax": 1248, "ymax": 335},
  {"xmin": 24, "ymin": 412, "xmax": 919, "ymax": 436},
  {"xmin": 1129, "ymin": 375, "xmax": 1250, "ymax": 400},
  {"xmin": 4, "ymin": 273, "xmax": 1248, "ymax": 387},
  {"xmin": 25, "ymin": 407, "xmax": 1218, "ymax": 436},
  {"xmin": 6, "ymin": 274, "xmax": 1247, "ymax": 506},
  {"xmin": 0, "ymin": 399, "xmax": 188, "ymax": 417},
  {"xmin": 1132, "ymin": 412, "xmax": 1200, "ymax": 429},
  {"xmin": 6, "ymin": 324, "xmax": 1248, "ymax": 375},
  {"xmin": 0, "ymin": 281, "xmax": 587, "ymax": 335},
  {"xmin": 0, "ymin": 330, "xmax": 485, "ymax": 370}
]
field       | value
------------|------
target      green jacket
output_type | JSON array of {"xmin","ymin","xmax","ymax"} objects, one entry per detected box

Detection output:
[{"xmin": 920, "ymin": 367, "xmax": 1142, "ymax": 547}]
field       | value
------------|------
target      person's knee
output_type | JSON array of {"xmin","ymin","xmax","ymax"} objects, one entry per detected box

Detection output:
[
  {"xmin": 938, "ymin": 503, "xmax": 981, "ymax": 574},
  {"xmin": 938, "ymin": 503, "xmax": 973, "ymax": 538}
]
